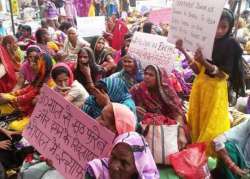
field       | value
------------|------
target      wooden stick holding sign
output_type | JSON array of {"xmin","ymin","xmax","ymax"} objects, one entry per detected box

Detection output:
[
  {"xmin": 168, "ymin": 0, "xmax": 226, "ymax": 60},
  {"xmin": 22, "ymin": 85, "xmax": 115, "ymax": 179}
]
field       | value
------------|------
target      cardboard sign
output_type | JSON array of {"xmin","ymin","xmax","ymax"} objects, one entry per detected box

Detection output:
[
  {"xmin": 128, "ymin": 32, "xmax": 177, "ymax": 72},
  {"xmin": 149, "ymin": 8, "xmax": 172, "ymax": 25},
  {"xmin": 23, "ymin": 86, "xmax": 115, "ymax": 179},
  {"xmin": 76, "ymin": 16, "xmax": 106, "ymax": 37},
  {"xmin": 168, "ymin": 0, "xmax": 226, "ymax": 60}
]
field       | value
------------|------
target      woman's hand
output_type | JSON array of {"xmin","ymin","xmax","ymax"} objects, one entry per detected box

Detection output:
[
  {"xmin": 0, "ymin": 140, "xmax": 11, "ymax": 150},
  {"xmin": 178, "ymin": 127, "xmax": 188, "ymax": 150},
  {"xmin": 0, "ymin": 128, "xmax": 20, "ymax": 139},
  {"xmin": 80, "ymin": 64, "xmax": 91, "ymax": 77},
  {"xmin": 232, "ymin": 167, "xmax": 248, "ymax": 176},
  {"xmin": 92, "ymin": 88, "xmax": 110, "ymax": 108},
  {"xmin": 175, "ymin": 39, "xmax": 184, "ymax": 52},
  {"xmin": 194, "ymin": 48, "xmax": 206, "ymax": 65}
]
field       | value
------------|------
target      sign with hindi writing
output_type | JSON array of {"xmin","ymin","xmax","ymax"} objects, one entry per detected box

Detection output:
[
  {"xmin": 149, "ymin": 8, "xmax": 172, "ymax": 25},
  {"xmin": 168, "ymin": 0, "xmax": 226, "ymax": 60},
  {"xmin": 22, "ymin": 86, "xmax": 115, "ymax": 179},
  {"xmin": 76, "ymin": 16, "xmax": 106, "ymax": 37},
  {"xmin": 128, "ymin": 32, "xmax": 177, "ymax": 72}
]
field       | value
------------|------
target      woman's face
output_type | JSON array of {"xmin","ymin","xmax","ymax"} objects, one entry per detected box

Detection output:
[
  {"xmin": 78, "ymin": 50, "xmax": 89, "ymax": 66},
  {"xmin": 124, "ymin": 41, "xmax": 131, "ymax": 54},
  {"xmin": 95, "ymin": 39, "xmax": 105, "ymax": 52},
  {"xmin": 96, "ymin": 104, "xmax": 116, "ymax": 133},
  {"xmin": 43, "ymin": 31, "xmax": 51, "ymax": 43},
  {"xmin": 123, "ymin": 57, "xmax": 136, "ymax": 74},
  {"xmin": 55, "ymin": 73, "xmax": 69, "ymax": 87},
  {"xmin": 68, "ymin": 29, "xmax": 77, "ymax": 43},
  {"xmin": 28, "ymin": 52, "xmax": 40, "ymax": 73},
  {"xmin": 7, "ymin": 39, "xmax": 18, "ymax": 52},
  {"xmin": 109, "ymin": 143, "xmax": 137, "ymax": 179},
  {"xmin": 144, "ymin": 68, "xmax": 157, "ymax": 88},
  {"xmin": 215, "ymin": 19, "xmax": 230, "ymax": 39}
]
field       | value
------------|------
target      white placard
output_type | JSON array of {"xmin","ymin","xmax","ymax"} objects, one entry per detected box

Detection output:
[
  {"xmin": 76, "ymin": 16, "xmax": 105, "ymax": 37},
  {"xmin": 128, "ymin": 32, "xmax": 177, "ymax": 72},
  {"xmin": 168, "ymin": 0, "xmax": 226, "ymax": 60}
]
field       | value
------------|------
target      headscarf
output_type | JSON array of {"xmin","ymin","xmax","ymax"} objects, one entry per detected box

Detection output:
[
  {"xmin": 74, "ymin": 47, "xmax": 104, "ymax": 87},
  {"xmin": 87, "ymin": 132, "xmax": 159, "ymax": 179},
  {"xmin": 211, "ymin": 8, "xmax": 245, "ymax": 97},
  {"xmin": 90, "ymin": 36, "xmax": 113, "ymax": 65},
  {"xmin": 148, "ymin": 65, "xmax": 183, "ymax": 117},
  {"xmin": 112, "ymin": 103, "xmax": 136, "ymax": 135},
  {"xmin": 51, "ymin": 62, "xmax": 74, "ymax": 86},
  {"xmin": 0, "ymin": 45, "xmax": 17, "ymax": 92},
  {"xmin": 130, "ymin": 65, "xmax": 184, "ymax": 120},
  {"xmin": 31, "ymin": 53, "xmax": 53, "ymax": 87},
  {"xmin": 83, "ymin": 77, "xmax": 136, "ymax": 118},
  {"xmin": 2, "ymin": 35, "xmax": 22, "ymax": 71},
  {"xmin": 113, "ymin": 54, "xmax": 144, "ymax": 89}
]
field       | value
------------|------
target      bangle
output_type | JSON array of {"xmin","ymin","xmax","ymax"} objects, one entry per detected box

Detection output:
[
  {"xmin": 86, "ymin": 81, "xmax": 93, "ymax": 84},
  {"xmin": 188, "ymin": 60, "xmax": 195, "ymax": 66},
  {"xmin": 210, "ymin": 65, "xmax": 219, "ymax": 75}
]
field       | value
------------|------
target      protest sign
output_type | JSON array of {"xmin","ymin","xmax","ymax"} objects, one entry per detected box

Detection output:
[
  {"xmin": 149, "ymin": 8, "xmax": 172, "ymax": 25},
  {"xmin": 128, "ymin": 32, "xmax": 177, "ymax": 72},
  {"xmin": 168, "ymin": 0, "xmax": 226, "ymax": 60},
  {"xmin": 22, "ymin": 86, "xmax": 115, "ymax": 179},
  {"xmin": 76, "ymin": 16, "xmax": 105, "ymax": 37}
]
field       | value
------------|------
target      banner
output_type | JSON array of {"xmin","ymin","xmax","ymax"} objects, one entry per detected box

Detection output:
[
  {"xmin": 76, "ymin": 16, "xmax": 106, "ymax": 37},
  {"xmin": 23, "ymin": 86, "xmax": 115, "ymax": 179},
  {"xmin": 149, "ymin": 8, "xmax": 172, "ymax": 25},
  {"xmin": 128, "ymin": 32, "xmax": 177, "ymax": 72},
  {"xmin": 168, "ymin": 0, "xmax": 226, "ymax": 60}
]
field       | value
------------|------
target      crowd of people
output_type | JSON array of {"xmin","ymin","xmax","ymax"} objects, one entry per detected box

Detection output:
[{"xmin": 0, "ymin": 1, "xmax": 249, "ymax": 179}]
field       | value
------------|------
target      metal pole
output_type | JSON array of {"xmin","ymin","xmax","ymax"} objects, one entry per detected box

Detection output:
[
  {"xmin": 8, "ymin": 0, "xmax": 15, "ymax": 35},
  {"xmin": 234, "ymin": 0, "xmax": 242, "ymax": 38}
]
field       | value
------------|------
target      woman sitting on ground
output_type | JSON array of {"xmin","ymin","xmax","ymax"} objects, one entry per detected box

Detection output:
[
  {"xmin": 86, "ymin": 132, "xmax": 159, "ymax": 179},
  {"xmin": 83, "ymin": 77, "xmax": 136, "ymax": 119},
  {"xmin": 130, "ymin": 65, "xmax": 188, "ymax": 149},
  {"xmin": 111, "ymin": 54, "xmax": 143, "ymax": 89},
  {"xmin": 213, "ymin": 119, "xmax": 250, "ymax": 179},
  {"xmin": 51, "ymin": 62, "xmax": 89, "ymax": 108},
  {"xmin": 90, "ymin": 36, "xmax": 116, "ymax": 76},
  {"xmin": 74, "ymin": 47, "xmax": 104, "ymax": 94}
]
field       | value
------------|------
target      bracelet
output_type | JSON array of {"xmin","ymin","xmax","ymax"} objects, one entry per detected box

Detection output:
[
  {"xmin": 210, "ymin": 65, "xmax": 219, "ymax": 75},
  {"xmin": 188, "ymin": 60, "xmax": 195, "ymax": 66}
]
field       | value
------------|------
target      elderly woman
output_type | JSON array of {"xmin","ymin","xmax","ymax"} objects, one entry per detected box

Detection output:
[
  {"xmin": 96, "ymin": 102, "xmax": 137, "ymax": 135},
  {"xmin": 213, "ymin": 119, "xmax": 250, "ymax": 179},
  {"xmin": 63, "ymin": 27, "xmax": 89, "ymax": 62},
  {"xmin": 90, "ymin": 36, "xmax": 116, "ymax": 76},
  {"xmin": 111, "ymin": 54, "xmax": 143, "ymax": 89},
  {"xmin": 74, "ymin": 47, "xmax": 104, "ymax": 93},
  {"xmin": 86, "ymin": 132, "xmax": 160, "ymax": 179}
]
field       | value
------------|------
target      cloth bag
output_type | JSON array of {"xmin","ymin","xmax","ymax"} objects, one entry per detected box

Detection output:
[{"xmin": 142, "ymin": 113, "xmax": 179, "ymax": 164}]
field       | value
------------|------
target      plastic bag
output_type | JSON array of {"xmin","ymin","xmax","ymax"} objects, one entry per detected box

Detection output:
[{"xmin": 169, "ymin": 143, "xmax": 210, "ymax": 179}]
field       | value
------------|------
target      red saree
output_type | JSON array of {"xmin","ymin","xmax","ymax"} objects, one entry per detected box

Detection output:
[{"xmin": 0, "ymin": 45, "xmax": 17, "ymax": 93}]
